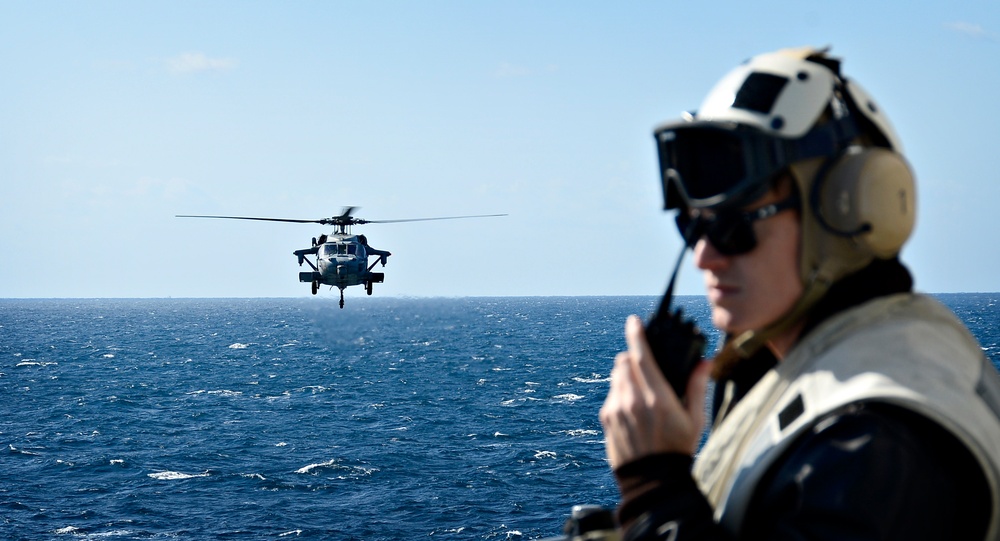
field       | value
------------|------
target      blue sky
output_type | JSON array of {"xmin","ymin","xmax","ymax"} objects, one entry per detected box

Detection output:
[{"xmin": 2, "ymin": 1, "xmax": 998, "ymax": 299}]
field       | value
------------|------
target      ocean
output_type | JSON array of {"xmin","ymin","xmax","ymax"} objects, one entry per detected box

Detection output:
[{"xmin": 2, "ymin": 294, "xmax": 999, "ymax": 540}]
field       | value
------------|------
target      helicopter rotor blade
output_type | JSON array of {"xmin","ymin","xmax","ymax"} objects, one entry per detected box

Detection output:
[
  {"xmin": 361, "ymin": 213, "xmax": 508, "ymax": 224},
  {"xmin": 175, "ymin": 215, "xmax": 326, "ymax": 224},
  {"xmin": 177, "ymin": 212, "xmax": 506, "ymax": 226}
]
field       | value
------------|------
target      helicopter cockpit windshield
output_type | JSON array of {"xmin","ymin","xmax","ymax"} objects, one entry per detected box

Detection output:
[{"xmin": 319, "ymin": 243, "xmax": 359, "ymax": 258}]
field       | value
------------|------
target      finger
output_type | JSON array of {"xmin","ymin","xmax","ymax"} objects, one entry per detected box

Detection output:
[{"xmin": 623, "ymin": 315, "xmax": 652, "ymax": 363}]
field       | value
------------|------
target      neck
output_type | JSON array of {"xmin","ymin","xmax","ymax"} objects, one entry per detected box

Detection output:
[{"xmin": 766, "ymin": 322, "xmax": 805, "ymax": 360}]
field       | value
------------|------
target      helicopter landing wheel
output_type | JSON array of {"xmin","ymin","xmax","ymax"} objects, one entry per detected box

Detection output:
[
  {"xmin": 311, "ymin": 280, "xmax": 319, "ymax": 295},
  {"xmin": 366, "ymin": 281, "xmax": 373, "ymax": 295}
]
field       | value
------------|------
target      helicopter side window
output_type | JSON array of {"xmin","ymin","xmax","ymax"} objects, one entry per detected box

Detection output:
[
  {"xmin": 319, "ymin": 244, "xmax": 335, "ymax": 257},
  {"xmin": 347, "ymin": 244, "xmax": 357, "ymax": 255}
]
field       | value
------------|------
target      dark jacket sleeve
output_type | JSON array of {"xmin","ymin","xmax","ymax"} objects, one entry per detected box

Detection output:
[{"xmin": 613, "ymin": 403, "xmax": 991, "ymax": 541}]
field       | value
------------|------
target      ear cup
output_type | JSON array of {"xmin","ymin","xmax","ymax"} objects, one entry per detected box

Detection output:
[{"xmin": 815, "ymin": 147, "xmax": 916, "ymax": 258}]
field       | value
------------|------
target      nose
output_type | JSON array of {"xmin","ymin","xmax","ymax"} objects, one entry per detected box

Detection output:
[{"xmin": 693, "ymin": 236, "xmax": 728, "ymax": 271}]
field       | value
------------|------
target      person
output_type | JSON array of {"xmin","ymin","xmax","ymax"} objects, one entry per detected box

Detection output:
[{"xmin": 599, "ymin": 47, "xmax": 1000, "ymax": 540}]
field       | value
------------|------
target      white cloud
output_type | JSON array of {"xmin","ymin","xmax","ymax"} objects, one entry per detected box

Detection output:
[
  {"xmin": 944, "ymin": 21, "xmax": 999, "ymax": 41},
  {"xmin": 167, "ymin": 52, "xmax": 238, "ymax": 74}
]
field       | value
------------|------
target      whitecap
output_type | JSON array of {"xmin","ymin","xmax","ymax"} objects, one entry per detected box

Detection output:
[
  {"xmin": 563, "ymin": 429, "xmax": 600, "ymax": 437},
  {"xmin": 54, "ymin": 526, "xmax": 81, "ymax": 534},
  {"xmin": 147, "ymin": 471, "xmax": 210, "ymax": 480},
  {"xmin": 9, "ymin": 444, "xmax": 40, "ymax": 456},
  {"xmin": 533, "ymin": 450, "xmax": 557, "ymax": 459},
  {"xmin": 207, "ymin": 390, "xmax": 243, "ymax": 397},
  {"xmin": 279, "ymin": 530, "xmax": 303, "ymax": 537},
  {"xmin": 109, "ymin": 459, "xmax": 125, "ymax": 466},
  {"xmin": 295, "ymin": 459, "xmax": 338, "ymax": 474},
  {"xmin": 554, "ymin": 393, "xmax": 584, "ymax": 401},
  {"xmin": 228, "ymin": 343, "xmax": 249, "ymax": 349},
  {"xmin": 573, "ymin": 374, "xmax": 611, "ymax": 383},
  {"xmin": 16, "ymin": 360, "xmax": 57, "ymax": 367}
]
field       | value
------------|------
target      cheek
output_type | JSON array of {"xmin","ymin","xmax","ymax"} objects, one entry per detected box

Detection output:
[{"xmin": 763, "ymin": 222, "xmax": 803, "ymax": 307}]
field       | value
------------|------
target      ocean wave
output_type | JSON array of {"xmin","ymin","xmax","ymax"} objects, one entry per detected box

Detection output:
[
  {"xmin": 147, "ymin": 471, "xmax": 210, "ymax": 480},
  {"xmin": 562, "ymin": 429, "xmax": 600, "ymax": 437},
  {"xmin": 553, "ymin": 393, "xmax": 585, "ymax": 401},
  {"xmin": 295, "ymin": 459, "xmax": 340, "ymax": 474},
  {"xmin": 573, "ymin": 373, "xmax": 611, "ymax": 383},
  {"xmin": 186, "ymin": 389, "xmax": 243, "ymax": 397},
  {"xmin": 16, "ymin": 360, "xmax": 57, "ymax": 367},
  {"xmin": 8, "ymin": 444, "xmax": 41, "ymax": 456},
  {"xmin": 228, "ymin": 343, "xmax": 249, "ymax": 349},
  {"xmin": 294, "ymin": 459, "xmax": 378, "ymax": 479}
]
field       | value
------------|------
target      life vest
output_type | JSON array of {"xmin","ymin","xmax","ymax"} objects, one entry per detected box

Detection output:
[{"xmin": 692, "ymin": 293, "xmax": 1000, "ymax": 539}]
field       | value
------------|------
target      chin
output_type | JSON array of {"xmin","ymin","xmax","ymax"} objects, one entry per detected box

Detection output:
[
  {"xmin": 711, "ymin": 310, "xmax": 737, "ymax": 334},
  {"xmin": 712, "ymin": 309, "xmax": 754, "ymax": 336}
]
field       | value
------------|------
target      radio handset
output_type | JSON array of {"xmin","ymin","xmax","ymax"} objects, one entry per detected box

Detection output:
[{"xmin": 644, "ymin": 222, "xmax": 706, "ymax": 400}]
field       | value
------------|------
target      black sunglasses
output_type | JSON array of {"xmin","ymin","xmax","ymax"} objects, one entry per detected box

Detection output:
[{"xmin": 675, "ymin": 195, "xmax": 800, "ymax": 255}]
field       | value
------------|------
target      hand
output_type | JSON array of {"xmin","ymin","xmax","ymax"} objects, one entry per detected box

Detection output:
[{"xmin": 599, "ymin": 315, "xmax": 712, "ymax": 469}]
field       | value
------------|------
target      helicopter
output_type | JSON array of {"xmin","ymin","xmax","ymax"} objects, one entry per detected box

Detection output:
[{"xmin": 177, "ymin": 207, "xmax": 506, "ymax": 308}]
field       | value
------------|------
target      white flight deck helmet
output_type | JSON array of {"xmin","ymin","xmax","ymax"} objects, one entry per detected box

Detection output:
[{"xmin": 654, "ymin": 47, "xmax": 916, "ymax": 360}]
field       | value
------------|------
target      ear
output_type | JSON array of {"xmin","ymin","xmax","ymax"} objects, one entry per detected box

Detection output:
[{"xmin": 815, "ymin": 147, "xmax": 916, "ymax": 258}]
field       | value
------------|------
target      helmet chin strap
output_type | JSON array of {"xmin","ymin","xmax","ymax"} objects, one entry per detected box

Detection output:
[{"xmin": 711, "ymin": 272, "xmax": 832, "ymax": 379}]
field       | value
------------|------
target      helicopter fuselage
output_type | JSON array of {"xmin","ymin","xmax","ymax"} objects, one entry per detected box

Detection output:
[{"xmin": 293, "ymin": 233, "xmax": 390, "ymax": 303}]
